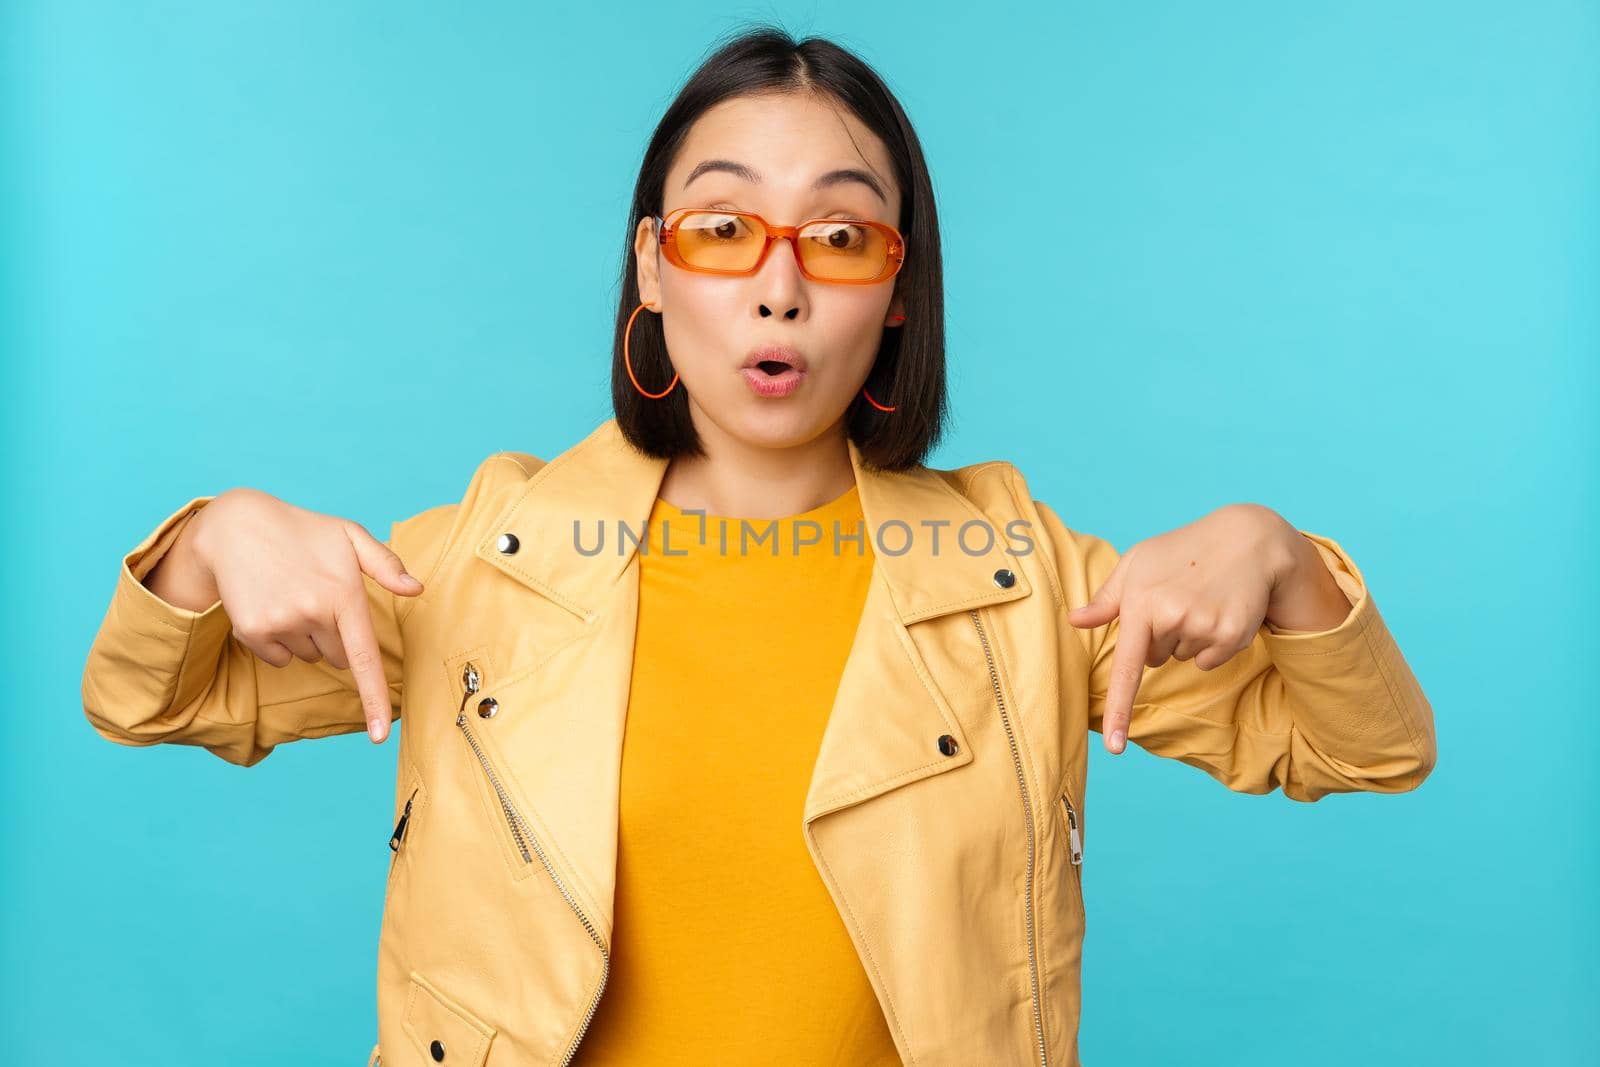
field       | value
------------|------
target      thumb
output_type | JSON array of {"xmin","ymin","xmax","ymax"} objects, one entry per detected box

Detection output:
[
  {"xmin": 1067, "ymin": 566, "xmax": 1123, "ymax": 629},
  {"xmin": 348, "ymin": 523, "xmax": 425, "ymax": 597}
]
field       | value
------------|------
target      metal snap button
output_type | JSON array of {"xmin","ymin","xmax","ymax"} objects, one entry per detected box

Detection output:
[
  {"xmin": 496, "ymin": 532, "xmax": 520, "ymax": 555},
  {"xmin": 992, "ymin": 568, "xmax": 1015, "ymax": 588},
  {"xmin": 477, "ymin": 696, "xmax": 499, "ymax": 719},
  {"xmin": 937, "ymin": 734, "xmax": 959, "ymax": 756},
  {"xmin": 430, "ymin": 1038, "xmax": 445, "ymax": 1061}
]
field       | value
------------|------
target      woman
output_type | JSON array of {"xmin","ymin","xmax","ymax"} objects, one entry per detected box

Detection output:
[{"xmin": 80, "ymin": 26, "xmax": 1437, "ymax": 1067}]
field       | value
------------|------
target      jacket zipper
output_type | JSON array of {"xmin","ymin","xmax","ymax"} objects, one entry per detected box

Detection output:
[
  {"xmin": 1059, "ymin": 789, "xmax": 1083, "ymax": 868},
  {"xmin": 1059, "ymin": 787, "xmax": 1085, "ymax": 924},
  {"xmin": 388, "ymin": 789, "xmax": 417, "ymax": 853},
  {"xmin": 452, "ymin": 661, "xmax": 610, "ymax": 1067},
  {"xmin": 969, "ymin": 609, "xmax": 1048, "ymax": 1067}
]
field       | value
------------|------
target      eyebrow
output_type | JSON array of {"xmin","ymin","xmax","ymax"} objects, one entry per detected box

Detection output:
[{"xmin": 682, "ymin": 158, "xmax": 887, "ymax": 204}]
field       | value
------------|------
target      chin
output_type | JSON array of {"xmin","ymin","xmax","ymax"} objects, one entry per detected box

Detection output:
[{"xmin": 725, "ymin": 401, "xmax": 834, "ymax": 450}]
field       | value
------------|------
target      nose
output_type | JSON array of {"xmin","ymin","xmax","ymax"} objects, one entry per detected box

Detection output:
[{"xmin": 755, "ymin": 233, "xmax": 806, "ymax": 321}]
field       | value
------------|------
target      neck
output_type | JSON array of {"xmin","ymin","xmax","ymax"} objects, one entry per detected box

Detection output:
[{"xmin": 657, "ymin": 413, "xmax": 855, "ymax": 520}]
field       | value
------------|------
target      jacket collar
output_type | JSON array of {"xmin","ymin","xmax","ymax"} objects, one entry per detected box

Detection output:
[{"xmin": 472, "ymin": 418, "xmax": 1032, "ymax": 624}]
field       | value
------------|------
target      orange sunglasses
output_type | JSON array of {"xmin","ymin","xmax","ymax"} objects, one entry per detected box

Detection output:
[{"xmin": 653, "ymin": 207, "xmax": 906, "ymax": 285}]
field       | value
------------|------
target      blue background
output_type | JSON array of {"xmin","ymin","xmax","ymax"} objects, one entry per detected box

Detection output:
[{"xmin": 5, "ymin": 2, "xmax": 1595, "ymax": 1064}]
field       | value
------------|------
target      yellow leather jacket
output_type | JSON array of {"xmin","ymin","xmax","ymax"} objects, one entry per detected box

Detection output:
[{"xmin": 81, "ymin": 417, "xmax": 1437, "ymax": 1067}]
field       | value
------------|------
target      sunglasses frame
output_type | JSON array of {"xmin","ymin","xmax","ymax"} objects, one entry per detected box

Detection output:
[{"xmin": 652, "ymin": 207, "xmax": 906, "ymax": 285}]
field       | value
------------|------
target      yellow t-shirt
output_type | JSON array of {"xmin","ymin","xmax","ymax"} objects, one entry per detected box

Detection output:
[{"xmin": 570, "ymin": 482, "xmax": 900, "ymax": 1066}]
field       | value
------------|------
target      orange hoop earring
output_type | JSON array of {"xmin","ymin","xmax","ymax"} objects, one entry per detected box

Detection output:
[
  {"xmin": 864, "ymin": 314, "xmax": 903, "ymax": 410},
  {"xmin": 625, "ymin": 301, "xmax": 678, "ymax": 399},
  {"xmin": 861, "ymin": 386, "xmax": 895, "ymax": 412}
]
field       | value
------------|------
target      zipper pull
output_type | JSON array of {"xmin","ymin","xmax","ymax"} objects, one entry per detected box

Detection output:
[
  {"xmin": 389, "ymin": 793, "xmax": 416, "ymax": 852},
  {"xmin": 456, "ymin": 661, "xmax": 482, "ymax": 721},
  {"xmin": 456, "ymin": 661, "xmax": 483, "ymax": 727},
  {"xmin": 1061, "ymin": 796, "xmax": 1083, "ymax": 866}
]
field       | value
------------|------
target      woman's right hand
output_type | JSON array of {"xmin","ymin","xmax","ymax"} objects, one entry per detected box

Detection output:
[{"xmin": 146, "ymin": 487, "xmax": 424, "ymax": 744}]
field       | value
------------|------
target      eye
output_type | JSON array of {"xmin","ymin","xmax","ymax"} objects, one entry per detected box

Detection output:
[
  {"xmin": 803, "ymin": 220, "xmax": 869, "ymax": 252},
  {"xmin": 691, "ymin": 212, "xmax": 751, "ymax": 242}
]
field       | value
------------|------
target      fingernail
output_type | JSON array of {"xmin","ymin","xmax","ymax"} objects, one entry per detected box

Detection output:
[
  {"xmin": 368, "ymin": 719, "xmax": 386, "ymax": 741},
  {"xmin": 1111, "ymin": 729, "xmax": 1125, "ymax": 749},
  {"xmin": 399, "ymin": 573, "xmax": 422, "ymax": 590}
]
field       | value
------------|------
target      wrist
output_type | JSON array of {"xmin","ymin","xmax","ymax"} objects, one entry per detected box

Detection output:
[
  {"xmin": 156, "ymin": 500, "xmax": 224, "ymax": 607},
  {"xmin": 1265, "ymin": 531, "xmax": 1352, "ymax": 630},
  {"xmin": 1221, "ymin": 502, "xmax": 1301, "ymax": 591}
]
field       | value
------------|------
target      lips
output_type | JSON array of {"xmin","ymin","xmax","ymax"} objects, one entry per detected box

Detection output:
[
  {"xmin": 740, "ymin": 344, "xmax": 807, "ymax": 398},
  {"xmin": 742, "ymin": 345, "xmax": 808, "ymax": 376}
]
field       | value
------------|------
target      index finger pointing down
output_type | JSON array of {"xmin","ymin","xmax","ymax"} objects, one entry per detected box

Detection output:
[
  {"xmin": 1104, "ymin": 613, "xmax": 1150, "ymax": 755},
  {"xmin": 335, "ymin": 588, "xmax": 393, "ymax": 743}
]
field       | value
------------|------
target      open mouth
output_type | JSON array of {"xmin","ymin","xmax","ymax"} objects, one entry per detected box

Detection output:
[{"xmin": 741, "ymin": 355, "xmax": 805, "ymax": 397}]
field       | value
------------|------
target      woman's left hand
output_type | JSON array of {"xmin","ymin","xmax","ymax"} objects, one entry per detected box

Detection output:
[{"xmin": 1066, "ymin": 503, "xmax": 1354, "ymax": 755}]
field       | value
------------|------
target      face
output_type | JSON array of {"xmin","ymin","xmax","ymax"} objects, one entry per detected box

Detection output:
[{"xmin": 634, "ymin": 91, "xmax": 906, "ymax": 450}]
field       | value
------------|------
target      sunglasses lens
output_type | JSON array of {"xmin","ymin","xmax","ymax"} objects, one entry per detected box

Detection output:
[
  {"xmin": 671, "ymin": 211, "xmax": 896, "ymax": 280},
  {"xmin": 796, "ymin": 220, "xmax": 892, "ymax": 281},
  {"xmin": 674, "ymin": 211, "xmax": 767, "ymax": 272}
]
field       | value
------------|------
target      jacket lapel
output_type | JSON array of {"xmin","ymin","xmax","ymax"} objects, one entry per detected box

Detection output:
[
  {"xmin": 801, "ymin": 442, "xmax": 1034, "ymax": 821},
  {"xmin": 472, "ymin": 419, "xmax": 669, "ymax": 623}
]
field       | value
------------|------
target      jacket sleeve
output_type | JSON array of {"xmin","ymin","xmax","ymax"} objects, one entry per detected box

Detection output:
[
  {"xmin": 1036, "ymin": 501, "xmax": 1438, "ymax": 803},
  {"xmin": 80, "ymin": 493, "xmax": 460, "ymax": 768}
]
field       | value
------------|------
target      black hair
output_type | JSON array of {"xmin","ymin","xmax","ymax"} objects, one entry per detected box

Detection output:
[{"xmin": 610, "ymin": 24, "xmax": 947, "ymax": 472}]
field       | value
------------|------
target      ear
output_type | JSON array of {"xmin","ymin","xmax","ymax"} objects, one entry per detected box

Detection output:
[{"xmin": 634, "ymin": 215, "xmax": 663, "ymax": 310}]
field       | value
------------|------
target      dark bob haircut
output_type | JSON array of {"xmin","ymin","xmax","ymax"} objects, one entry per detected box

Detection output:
[{"xmin": 610, "ymin": 25, "xmax": 947, "ymax": 472}]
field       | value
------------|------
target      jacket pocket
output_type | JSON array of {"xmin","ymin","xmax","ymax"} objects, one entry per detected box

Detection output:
[
  {"xmin": 447, "ymin": 653, "xmax": 613, "ymax": 1059},
  {"xmin": 447, "ymin": 656, "xmax": 541, "ymax": 883},
  {"xmin": 1058, "ymin": 781, "xmax": 1085, "ymax": 917},
  {"xmin": 401, "ymin": 970, "xmax": 497, "ymax": 1067}
]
